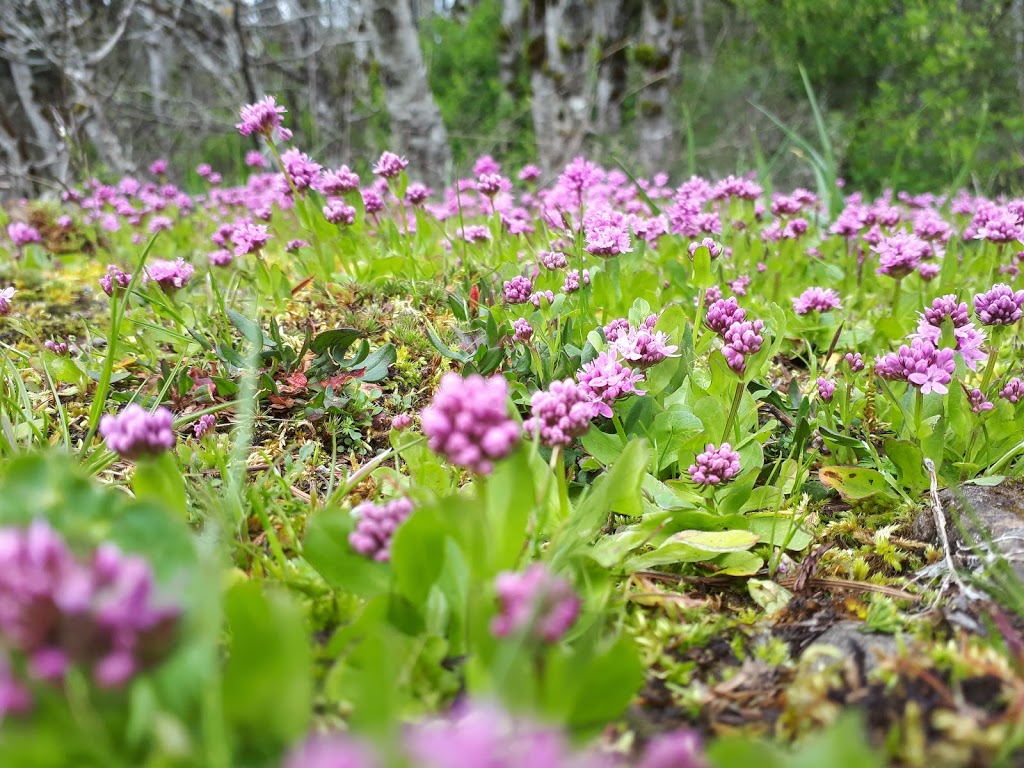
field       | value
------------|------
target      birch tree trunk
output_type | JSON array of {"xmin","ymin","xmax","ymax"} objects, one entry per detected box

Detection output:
[
  {"xmin": 594, "ymin": 0, "xmax": 637, "ymax": 136},
  {"xmin": 636, "ymin": 0, "xmax": 684, "ymax": 174},
  {"xmin": 527, "ymin": 0, "xmax": 595, "ymax": 172},
  {"xmin": 363, "ymin": 0, "xmax": 451, "ymax": 187}
]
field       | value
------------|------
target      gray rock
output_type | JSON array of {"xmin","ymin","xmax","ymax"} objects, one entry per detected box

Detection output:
[
  {"xmin": 912, "ymin": 479, "xmax": 1024, "ymax": 581},
  {"xmin": 802, "ymin": 620, "xmax": 901, "ymax": 675}
]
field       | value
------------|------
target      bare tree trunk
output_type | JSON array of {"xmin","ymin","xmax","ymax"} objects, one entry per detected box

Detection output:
[
  {"xmin": 594, "ymin": 0, "xmax": 637, "ymax": 136},
  {"xmin": 527, "ymin": 0, "xmax": 595, "ymax": 172},
  {"xmin": 636, "ymin": 0, "xmax": 684, "ymax": 174},
  {"xmin": 363, "ymin": 0, "xmax": 451, "ymax": 187},
  {"xmin": 498, "ymin": 0, "xmax": 524, "ymax": 94},
  {"xmin": 1013, "ymin": 0, "xmax": 1024, "ymax": 107}
]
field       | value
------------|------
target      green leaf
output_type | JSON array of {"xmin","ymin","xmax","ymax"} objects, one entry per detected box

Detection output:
[
  {"xmin": 391, "ymin": 502, "xmax": 450, "ymax": 606},
  {"xmin": 303, "ymin": 506, "xmax": 392, "ymax": 597},
  {"xmin": 818, "ymin": 466, "xmax": 899, "ymax": 501},
  {"xmin": 132, "ymin": 451, "xmax": 187, "ymax": 518},
  {"xmin": 425, "ymin": 322, "xmax": 471, "ymax": 362},
  {"xmin": 310, "ymin": 327, "xmax": 362, "ymax": 355},
  {"xmin": 746, "ymin": 512, "xmax": 813, "ymax": 551},
  {"xmin": 580, "ymin": 428, "xmax": 625, "ymax": 466},
  {"xmin": 360, "ymin": 343, "xmax": 397, "ymax": 382},
  {"xmin": 626, "ymin": 528, "xmax": 759, "ymax": 570},
  {"xmin": 222, "ymin": 583, "xmax": 312, "ymax": 748},
  {"xmin": 884, "ymin": 439, "xmax": 929, "ymax": 493},
  {"xmin": 691, "ymin": 245, "xmax": 714, "ymax": 288},
  {"xmin": 225, "ymin": 308, "xmax": 264, "ymax": 347},
  {"xmin": 485, "ymin": 450, "xmax": 534, "ymax": 572}
]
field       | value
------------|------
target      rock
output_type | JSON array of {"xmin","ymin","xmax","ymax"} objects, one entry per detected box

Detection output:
[
  {"xmin": 801, "ymin": 620, "xmax": 901, "ymax": 675},
  {"xmin": 911, "ymin": 479, "xmax": 1024, "ymax": 581}
]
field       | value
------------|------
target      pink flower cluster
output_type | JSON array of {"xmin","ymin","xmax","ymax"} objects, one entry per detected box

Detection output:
[
  {"xmin": 523, "ymin": 379, "xmax": 598, "ymax": 447},
  {"xmin": 421, "ymin": 373, "xmax": 521, "ymax": 474},
  {"xmin": 348, "ymin": 497, "xmax": 414, "ymax": 562},
  {"xmin": 793, "ymin": 286, "xmax": 842, "ymax": 315},
  {"xmin": 577, "ymin": 351, "xmax": 646, "ymax": 417},
  {"xmin": 974, "ymin": 283, "xmax": 1024, "ymax": 326},
  {"xmin": 491, "ymin": 564, "xmax": 580, "ymax": 643},
  {"xmin": 688, "ymin": 443, "xmax": 741, "ymax": 487},
  {"xmin": 100, "ymin": 404, "xmax": 176, "ymax": 459},
  {"xmin": 143, "ymin": 258, "xmax": 195, "ymax": 293},
  {"xmin": 0, "ymin": 520, "xmax": 179, "ymax": 709},
  {"xmin": 875, "ymin": 338, "xmax": 956, "ymax": 394}
]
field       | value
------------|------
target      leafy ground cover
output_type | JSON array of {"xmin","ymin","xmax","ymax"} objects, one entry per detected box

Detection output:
[{"xmin": 2, "ymin": 97, "xmax": 1024, "ymax": 767}]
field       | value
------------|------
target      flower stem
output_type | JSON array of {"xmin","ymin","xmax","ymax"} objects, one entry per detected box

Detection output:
[{"xmin": 722, "ymin": 381, "xmax": 745, "ymax": 443}]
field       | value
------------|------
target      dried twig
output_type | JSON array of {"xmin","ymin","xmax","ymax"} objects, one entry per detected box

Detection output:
[{"xmin": 924, "ymin": 457, "xmax": 967, "ymax": 593}]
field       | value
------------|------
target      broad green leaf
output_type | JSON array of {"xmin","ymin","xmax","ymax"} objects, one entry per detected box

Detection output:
[
  {"xmin": 884, "ymin": 439, "xmax": 929, "ymax": 493},
  {"xmin": 818, "ymin": 466, "xmax": 899, "ymax": 501},
  {"xmin": 225, "ymin": 308, "xmax": 264, "ymax": 346},
  {"xmin": 303, "ymin": 506, "xmax": 392, "ymax": 597},
  {"xmin": 746, "ymin": 512, "xmax": 813, "ymax": 550},
  {"xmin": 310, "ymin": 327, "xmax": 362, "ymax": 355},
  {"xmin": 360, "ymin": 343, "xmax": 397, "ymax": 382},
  {"xmin": 222, "ymin": 583, "xmax": 312, "ymax": 748},
  {"xmin": 714, "ymin": 551, "xmax": 764, "ymax": 576},
  {"xmin": 132, "ymin": 451, "xmax": 187, "ymax": 518},
  {"xmin": 671, "ymin": 528, "xmax": 761, "ymax": 553}
]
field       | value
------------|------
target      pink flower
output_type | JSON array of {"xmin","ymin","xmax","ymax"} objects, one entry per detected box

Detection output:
[
  {"xmin": 236, "ymin": 95, "xmax": 287, "ymax": 138},
  {"xmin": 491, "ymin": 564, "xmax": 580, "ymax": 643},
  {"xmin": 689, "ymin": 443, "xmax": 741, "ymax": 486},
  {"xmin": 793, "ymin": 287, "xmax": 842, "ymax": 315}
]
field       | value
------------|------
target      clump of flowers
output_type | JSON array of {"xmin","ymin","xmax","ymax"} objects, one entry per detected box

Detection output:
[
  {"xmin": 722, "ymin": 319, "xmax": 764, "ymax": 375},
  {"xmin": 491, "ymin": 564, "xmax": 580, "ymax": 643},
  {"xmin": 689, "ymin": 443, "xmax": 742, "ymax": 487},
  {"xmin": 538, "ymin": 250, "xmax": 569, "ymax": 270},
  {"xmin": 584, "ymin": 208, "xmax": 632, "ymax": 257},
  {"xmin": 421, "ymin": 374, "xmax": 521, "ymax": 474},
  {"xmin": 1000, "ymin": 378, "xmax": 1024, "ymax": 403},
  {"xmin": 348, "ymin": 497, "xmax": 414, "ymax": 562},
  {"xmin": 845, "ymin": 352, "xmax": 865, "ymax": 372},
  {"xmin": 512, "ymin": 318, "xmax": 533, "ymax": 343},
  {"xmin": 280, "ymin": 148, "xmax": 322, "ymax": 191},
  {"xmin": 611, "ymin": 325, "xmax": 679, "ymax": 368},
  {"xmin": 372, "ymin": 151, "xmax": 408, "ymax": 179},
  {"xmin": 705, "ymin": 297, "xmax": 746, "ymax": 335},
  {"xmin": 323, "ymin": 199, "xmax": 357, "ymax": 226},
  {"xmin": 913, "ymin": 294, "xmax": 987, "ymax": 370},
  {"xmin": 0, "ymin": 520, "xmax": 179, "ymax": 696},
  {"xmin": 523, "ymin": 379, "xmax": 597, "ymax": 447},
  {"xmin": 192, "ymin": 414, "xmax": 216, "ymax": 438},
  {"xmin": 100, "ymin": 265, "xmax": 132, "ymax": 296},
  {"xmin": 100, "ymin": 404, "xmax": 176, "ymax": 460},
  {"xmin": 562, "ymin": 269, "xmax": 590, "ymax": 293},
  {"xmin": 577, "ymin": 351, "xmax": 646, "ymax": 417},
  {"xmin": 875, "ymin": 338, "xmax": 956, "ymax": 395},
  {"xmin": 0, "ymin": 287, "xmax": 15, "ymax": 317},
  {"xmin": 7, "ymin": 222, "xmax": 42, "ymax": 249},
  {"xmin": 817, "ymin": 377, "xmax": 836, "ymax": 401},
  {"xmin": 44, "ymin": 339, "xmax": 69, "ymax": 356},
  {"xmin": 637, "ymin": 730, "xmax": 709, "ymax": 768},
  {"xmin": 873, "ymin": 233, "xmax": 929, "ymax": 278},
  {"xmin": 964, "ymin": 385, "xmax": 994, "ymax": 414},
  {"xmin": 793, "ymin": 286, "xmax": 842, "ymax": 315},
  {"xmin": 143, "ymin": 258, "xmax": 195, "ymax": 293},
  {"xmin": 236, "ymin": 95, "xmax": 287, "ymax": 139},
  {"xmin": 503, "ymin": 275, "xmax": 533, "ymax": 305},
  {"xmin": 974, "ymin": 283, "xmax": 1024, "ymax": 326}
]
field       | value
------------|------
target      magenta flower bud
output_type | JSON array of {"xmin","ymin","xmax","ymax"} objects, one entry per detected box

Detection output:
[
  {"xmin": 193, "ymin": 414, "xmax": 216, "ymax": 438},
  {"xmin": 512, "ymin": 318, "xmax": 534, "ymax": 344},
  {"xmin": 705, "ymin": 297, "xmax": 746, "ymax": 335},
  {"xmin": 421, "ymin": 374, "xmax": 521, "ymax": 474},
  {"xmin": 405, "ymin": 182, "xmax": 432, "ymax": 206},
  {"xmin": 280, "ymin": 148, "xmax": 322, "ymax": 191},
  {"xmin": 391, "ymin": 413, "xmax": 413, "ymax": 431},
  {"xmin": 722, "ymin": 319, "xmax": 764, "ymax": 375},
  {"xmin": 875, "ymin": 338, "xmax": 956, "ymax": 395},
  {"xmin": 44, "ymin": 339, "xmax": 69, "ymax": 356},
  {"xmin": 974, "ymin": 283, "xmax": 1024, "ymax": 326},
  {"xmin": 561, "ymin": 269, "xmax": 590, "ymax": 294},
  {"xmin": 845, "ymin": 352, "xmax": 865, "ymax": 372},
  {"xmin": 317, "ymin": 166, "xmax": 360, "ymax": 195},
  {"xmin": 323, "ymin": 199, "xmax": 357, "ymax": 226},
  {"xmin": 7, "ymin": 222, "xmax": 42, "ymax": 248},
  {"xmin": 1000, "ymin": 377, "xmax": 1024, "ymax": 404},
  {"xmin": 348, "ymin": 497, "xmax": 414, "ymax": 562},
  {"xmin": 816, "ymin": 377, "xmax": 836, "ymax": 401},
  {"xmin": 283, "ymin": 735, "xmax": 380, "ymax": 768},
  {"xmin": 873, "ymin": 233, "xmax": 929, "ymax": 279},
  {"xmin": 611, "ymin": 327, "xmax": 679, "ymax": 368},
  {"xmin": 503, "ymin": 275, "xmax": 533, "ymax": 305},
  {"xmin": 688, "ymin": 443, "xmax": 741, "ymax": 487},
  {"xmin": 523, "ymin": 379, "xmax": 598, "ymax": 447},
  {"xmin": 965, "ymin": 386, "xmax": 994, "ymax": 414},
  {"xmin": 639, "ymin": 729, "xmax": 709, "ymax": 768},
  {"xmin": 491, "ymin": 564, "xmax": 580, "ymax": 643},
  {"xmin": 100, "ymin": 404, "xmax": 176, "ymax": 460}
]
